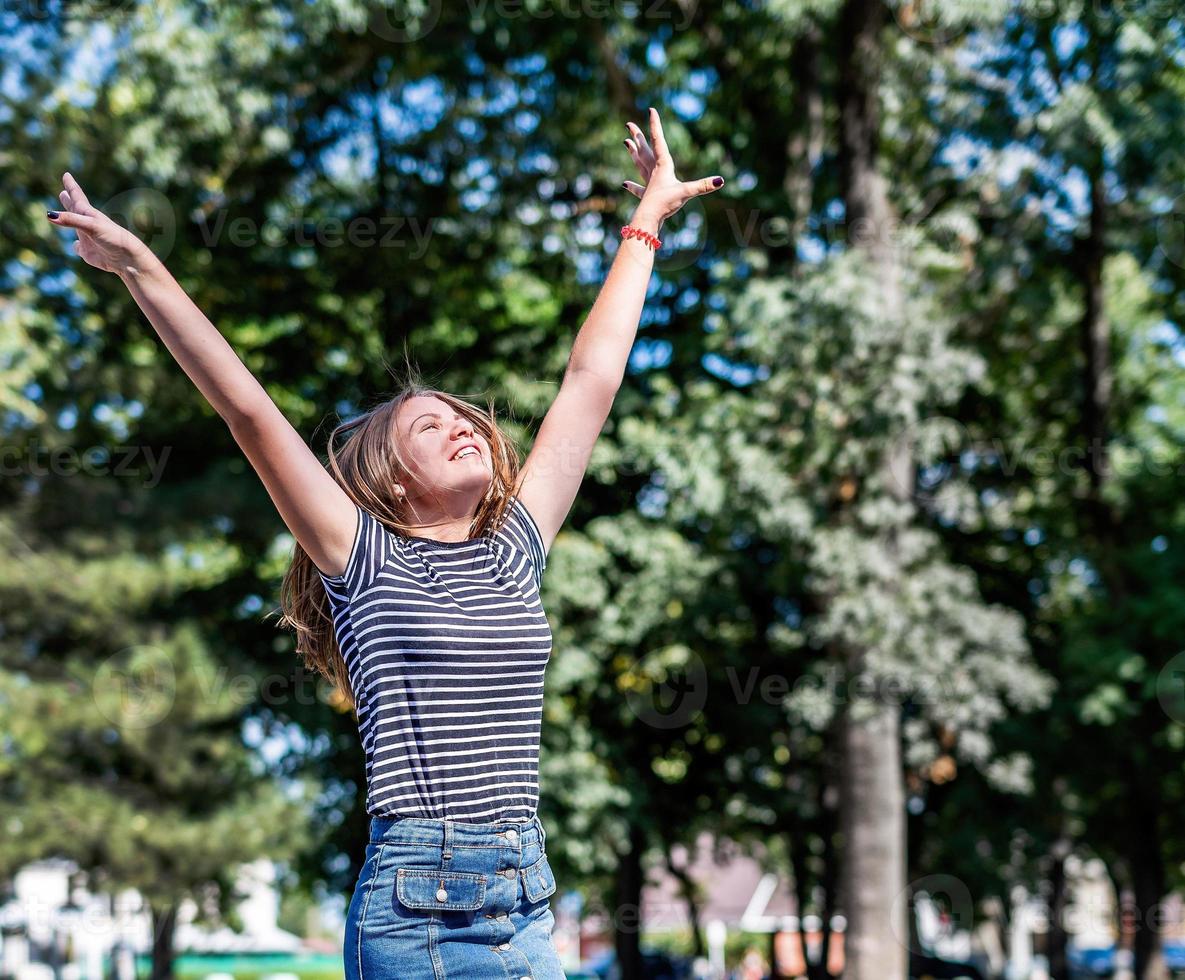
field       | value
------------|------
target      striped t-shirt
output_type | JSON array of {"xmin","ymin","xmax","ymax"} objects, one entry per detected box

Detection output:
[{"xmin": 318, "ymin": 496, "xmax": 552, "ymax": 823}]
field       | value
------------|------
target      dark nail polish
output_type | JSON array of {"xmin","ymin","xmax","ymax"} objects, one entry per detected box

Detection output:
[
  {"xmin": 624, "ymin": 140, "xmax": 629, "ymax": 147},
  {"xmin": 47, "ymin": 210, "xmax": 60, "ymax": 219},
  {"xmin": 712, "ymin": 177, "xmax": 724, "ymax": 188},
  {"xmin": 622, "ymin": 182, "xmax": 628, "ymax": 189}
]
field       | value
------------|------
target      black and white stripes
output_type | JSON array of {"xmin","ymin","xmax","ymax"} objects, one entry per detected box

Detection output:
[{"xmin": 318, "ymin": 496, "xmax": 552, "ymax": 823}]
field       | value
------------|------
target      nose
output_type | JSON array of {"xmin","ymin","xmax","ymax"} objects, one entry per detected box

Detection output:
[{"xmin": 450, "ymin": 415, "xmax": 474, "ymax": 439}]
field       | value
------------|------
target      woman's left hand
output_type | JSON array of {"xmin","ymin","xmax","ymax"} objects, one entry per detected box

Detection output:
[{"xmin": 623, "ymin": 107, "xmax": 724, "ymax": 226}]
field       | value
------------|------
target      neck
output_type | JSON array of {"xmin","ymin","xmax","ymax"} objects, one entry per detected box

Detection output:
[{"xmin": 402, "ymin": 493, "xmax": 481, "ymax": 542}]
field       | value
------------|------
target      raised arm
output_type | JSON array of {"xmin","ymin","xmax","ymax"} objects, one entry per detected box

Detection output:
[
  {"xmin": 47, "ymin": 173, "xmax": 358, "ymax": 579},
  {"xmin": 515, "ymin": 107, "xmax": 723, "ymax": 551}
]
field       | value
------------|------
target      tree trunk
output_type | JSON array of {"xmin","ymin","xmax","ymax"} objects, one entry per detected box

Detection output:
[
  {"xmin": 664, "ymin": 845, "xmax": 705, "ymax": 959},
  {"xmin": 589, "ymin": 17, "xmax": 636, "ymax": 118},
  {"xmin": 817, "ymin": 764, "xmax": 840, "ymax": 979},
  {"xmin": 1130, "ymin": 804, "xmax": 1169, "ymax": 980},
  {"xmin": 834, "ymin": 1, "xmax": 909, "ymax": 977},
  {"xmin": 148, "ymin": 902, "xmax": 177, "ymax": 980},
  {"xmin": 1046, "ymin": 840, "xmax": 1070, "ymax": 980},
  {"xmin": 1074, "ymin": 137, "xmax": 1171, "ymax": 980},
  {"xmin": 786, "ymin": 20, "xmax": 823, "ymax": 259},
  {"xmin": 615, "ymin": 819, "xmax": 646, "ymax": 980},
  {"xmin": 1078, "ymin": 162, "xmax": 1112, "ymax": 518},
  {"xmin": 1074, "ymin": 153, "xmax": 1122, "ymax": 596},
  {"xmin": 838, "ymin": 701, "xmax": 907, "ymax": 980},
  {"xmin": 789, "ymin": 832, "xmax": 834, "ymax": 980},
  {"xmin": 836, "ymin": 0, "xmax": 898, "ymax": 273}
]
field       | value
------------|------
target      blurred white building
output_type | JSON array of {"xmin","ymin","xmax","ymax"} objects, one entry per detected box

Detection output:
[{"xmin": 0, "ymin": 858, "xmax": 302, "ymax": 980}]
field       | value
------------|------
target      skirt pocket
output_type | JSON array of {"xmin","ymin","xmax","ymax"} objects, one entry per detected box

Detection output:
[
  {"xmin": 396, "ymin": 868, "xmax": 488, "ymax": 912},
  {"xmin": 523, "ymin": 852, "xmax": 557, "ymax": 904}
]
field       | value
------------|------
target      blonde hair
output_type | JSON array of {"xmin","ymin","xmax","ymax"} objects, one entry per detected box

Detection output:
[{"xmin": 273, "ymin": 382, "xmax": 522, "ymax": 715}]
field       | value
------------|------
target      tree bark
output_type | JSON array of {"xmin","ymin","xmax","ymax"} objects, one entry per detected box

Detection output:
[
  {"xmin": 1078, "ymin": 163, "xmax": 1112, "ymax": 515},
  {"xmin": 817, "ymin": 751, "xmax": 841, "ymax": 978},
  {"xmin": 838, "ymin": 699, "xmax": 907, "ymax": 980},
  {"xmin": 663, "ymin": 844, "xmax": 705, "ymax": 959},
  {"xmin": 615, "ymin": 819, "xmax": 646, "ymax": 980},
  {"xmin": 785, "ymin": 735, "xmax": 840, "ymax": 980},
  {"xmin": 785, "ymin": 20, "xmax": 823, "ymax": 262},
  {"xmin": 148, "ymin": 902, "xmax": 177, "ymax": 980},
  {"xmin": 789, "ymin": 831, "xmax": 835, "ymax": 980},
  {"xmin": 1046, "ymin": 840, "xmax": 1070, "ymax": 980},
  {"xmin": 589, "ymin": 17, "xmax": 636, "ymax": 119},
  {"xmin": 836, "ymin": 0, "xmax": 898, "ymax": 274},
  {"xmin": 1074, "ymin": 151, "xmax": 1120, "ymax": 602},
  {"xmin": 1129, "ymin": 791, "xmax": 1170, "ymax": 980},
  {"xmin": 1073, "ymin": 134, "xmax": 1171, "ymax": 980},
  {"xmin": 834, "ymin": 2, "xmax": 909, "ymax": 978}
]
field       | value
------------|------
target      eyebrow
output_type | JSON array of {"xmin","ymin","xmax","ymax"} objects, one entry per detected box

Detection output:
[{"xmin": 408, "ymin": 411, "xmax": 463, "ymax": 432}]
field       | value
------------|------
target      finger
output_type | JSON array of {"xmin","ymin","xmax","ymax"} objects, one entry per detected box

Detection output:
[
  {"xmin": 687, "ymin": 175, "xmax": 725, "ymax": 197},
  {"xmin": 621, "ymin": 180, "xmax": 646, "ymax": 199},
  {"xmin": 47, "ymin": 209, "xmax": 101, "ymax": 234},
  {"xmin": 623, "ymin": 140, "xmax": 650, "ymax": 181},
  {"xmin": 62, "ymin": 172, "xmax": 94, "ymax": 212},
  {"xmin": 648, "ymin": 107, "xmax": 670, "ymax": 164},
  {"xmin": 626, "ymin": 121, "xmax": 653, "ymax": 161}
]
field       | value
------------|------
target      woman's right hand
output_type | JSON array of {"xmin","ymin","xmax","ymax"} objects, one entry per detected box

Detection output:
[{"xmin": 47, "ymin": 173, "xmax": 153, "ymax": 276}]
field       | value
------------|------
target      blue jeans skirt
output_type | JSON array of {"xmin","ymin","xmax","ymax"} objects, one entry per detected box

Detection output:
[{"xmin": 344, "ymin": 813, "xmax": 566, "ymax": 979}]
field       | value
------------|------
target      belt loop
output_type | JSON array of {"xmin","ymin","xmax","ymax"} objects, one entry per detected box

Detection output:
[
  {"xmin": 538, "ymin": 816, "xmax": 547, "ymax": 852},
  {"xmin": 441, "ymin": 818, "xmax": 454, "ymax": 867}
]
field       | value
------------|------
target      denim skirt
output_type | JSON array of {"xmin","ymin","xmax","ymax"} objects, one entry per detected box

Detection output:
[{"xmin": 344, "ymin": 813, "xmax": 566, "ymax": 979}]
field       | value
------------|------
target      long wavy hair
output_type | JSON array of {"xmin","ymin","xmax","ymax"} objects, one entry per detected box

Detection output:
[{"xmin": 274, "ymin": 383, "xmax": 523, "ymax": 715}]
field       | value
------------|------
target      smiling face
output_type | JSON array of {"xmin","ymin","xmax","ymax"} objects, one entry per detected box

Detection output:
[{"xmin": 391, "ymin": 394, "xmax": 494, "ymax": 504}]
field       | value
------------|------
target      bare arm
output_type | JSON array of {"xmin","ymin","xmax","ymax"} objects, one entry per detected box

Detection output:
[
  {"xmin": 48, "ymin": 174, "xmax": 357, "ymax": 578},
  {"xmin": 514, "ymin": 201, "xmax": 661, "ymax": 549},
  {"xmin": 516, "ymin": 108, "xmax": 723, "ymax": 550}
]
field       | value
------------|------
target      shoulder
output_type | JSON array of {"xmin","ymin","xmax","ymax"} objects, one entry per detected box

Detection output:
[
  {"xmin": 492, "ymin": 496, "xmax": 548, "ymax": 583},
  {"xmin": 317, "ymin": 503, "xmax": 398, "ymax": 598}
]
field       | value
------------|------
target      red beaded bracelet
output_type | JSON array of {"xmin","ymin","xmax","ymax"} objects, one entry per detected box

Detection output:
[{"xmin": 621, "ymin": 224, "xmax": 662, "ymax": 250}]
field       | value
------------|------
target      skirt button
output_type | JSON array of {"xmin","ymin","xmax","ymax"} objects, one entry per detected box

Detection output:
[
  {"xmin": 435, "ymin": 887, "xmax": 448, "ymax": 902},
  {"xmin": 498, "ymin": 942, "xmax": 511, "ymax": 951},
  {"xmin": 504, "ymin": 828, "xmax": 518, "ymax": 844},
  {"xmin": 502, "ymin": 868, "xmax": 517, "ymax": 879}
]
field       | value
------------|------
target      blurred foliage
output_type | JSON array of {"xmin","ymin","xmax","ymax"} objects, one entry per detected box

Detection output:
[{"xmin": 2, "ymin": 0, "xmax": 1185, "ymax": 976}]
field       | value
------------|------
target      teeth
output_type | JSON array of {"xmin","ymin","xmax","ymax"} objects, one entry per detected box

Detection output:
[{"xmin": 455, "ymin": 447, "xmax": 478, "ymax": 460}]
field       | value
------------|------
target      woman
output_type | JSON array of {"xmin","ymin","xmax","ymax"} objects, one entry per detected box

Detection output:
[{"xmin": 48, "ymin": 107, "xmax": 723, "ymax": 979}]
